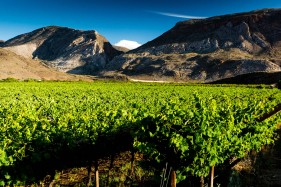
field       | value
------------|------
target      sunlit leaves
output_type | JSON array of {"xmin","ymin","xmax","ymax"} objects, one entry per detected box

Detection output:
[{"xmin": 0, "ymin": 82, "xmax": 280, "ymax": 184}]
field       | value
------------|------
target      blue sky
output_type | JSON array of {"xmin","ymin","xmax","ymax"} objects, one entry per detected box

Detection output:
[{"xmin": 1, "ymin": 0, "xmax": 281, "ymax": 46}]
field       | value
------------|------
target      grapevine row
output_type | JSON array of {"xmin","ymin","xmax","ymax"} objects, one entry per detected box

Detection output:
[{"xmin": 0, "ymin": 82, "xmax": 280, "ymax": 185}]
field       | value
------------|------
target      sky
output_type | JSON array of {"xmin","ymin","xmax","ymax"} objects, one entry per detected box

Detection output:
[{"xmin": 1, "ymin": 0, "xmax": 281, "ymax": 48}]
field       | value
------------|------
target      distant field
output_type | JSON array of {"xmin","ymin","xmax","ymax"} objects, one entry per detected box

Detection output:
[{"xmin": 0, "ymin": 82, "xmax": 280, "ymax": 186}]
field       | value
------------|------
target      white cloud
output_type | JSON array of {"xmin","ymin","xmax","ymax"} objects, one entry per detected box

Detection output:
[
  {"xmin": 114, "ymin": 40, "xmax": 142, "ymax": 50},
  {"xmin": 150, "ymin": 11, "xmax": 207, "ymax": 19}
]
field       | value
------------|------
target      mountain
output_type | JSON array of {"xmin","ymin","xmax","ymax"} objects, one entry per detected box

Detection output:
[
  {"xmin": 0, "ymin": 48, "xmax": 88, "ymax": 80},
  {"xmin": 2, "ymin": 9, "xmax": 281, "ymax": 82},
  {"xmin": 2, "ymin": 26, "xmax": 123, "ymax": 74},
  {"xmin": 106, "ymin": 9, "xmax": 281, "ymax": 82},
  {"xmin": 0, "ymin": 40, "xmax": 4, "ymax": 46}
]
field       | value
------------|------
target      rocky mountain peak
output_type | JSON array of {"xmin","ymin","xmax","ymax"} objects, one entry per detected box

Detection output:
[
  {"xmin": 134, "ymin": 8, "xmax": 281, "ymax": 55},
  {"xmin": 106, "ymin": 9, "xmax": 281, "ymax": 82},
  {"xmin": 2, "ymin": 26, "xmax": 122, "ymax": 74}
]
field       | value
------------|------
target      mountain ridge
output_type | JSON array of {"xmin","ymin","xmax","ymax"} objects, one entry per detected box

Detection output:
[
  {"xmin": 2, "ymin": 26, "xmax": 123, "ymax": 74},
  {"xmin": 106, "ymin": 8, "xmax": 281, "ymax": 82},
  {"xmin": 1, "ymin": 9, "xmax": 281, "ymax": 83},
  {"xmin": 135, "ymin": 8, "xmax": 281, "ymax": 53}
]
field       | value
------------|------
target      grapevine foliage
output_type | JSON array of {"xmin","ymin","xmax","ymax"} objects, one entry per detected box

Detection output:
[{"xmin": 0, "ymin": 82, "xmax": 280, "ymax": 185}]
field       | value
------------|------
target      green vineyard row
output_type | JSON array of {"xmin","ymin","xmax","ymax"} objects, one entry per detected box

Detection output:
[{"xmin": 0, "ymin": 82, "xmax": 280, "ymax": 185}]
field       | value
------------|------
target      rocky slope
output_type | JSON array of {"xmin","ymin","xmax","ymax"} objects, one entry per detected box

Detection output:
[
  {"xmin": 0, "ymin": 48, "xmax": 88, "ymax": 80},
  {"xmin": 106, "ymin": 9, "xmax": 281, "ymax": 82},
  {"xmin": 2, "ymin": 26, "xmax": 122, "ymax": 74}
]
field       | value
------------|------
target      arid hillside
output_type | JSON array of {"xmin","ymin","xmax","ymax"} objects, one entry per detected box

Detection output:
[{"xmin": 0, "ymin": 48, "xmax": 89, "ymax": 80}]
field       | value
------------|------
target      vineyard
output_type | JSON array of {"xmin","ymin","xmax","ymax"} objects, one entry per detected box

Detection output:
[{"xmin": 0, "ymin": 81, "xmax": 280, "ymax": 186}]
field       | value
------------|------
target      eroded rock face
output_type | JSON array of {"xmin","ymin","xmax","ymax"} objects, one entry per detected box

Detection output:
[
  {"xmin": 136, "ymin": 20, "xmax": 272, "ymax": 55},
  {"xmin": 107, "ymin": 52, "xmax": 281, "ymax": 82},
  {"xmin": 136, "ymin": 9, "xmax": 281, "ymax": 54},
  {"xmin": 136, "ymin": 39, "xmax": 220, "ymax": 55},
  {"xmin": 2, "ymin": 26, "xmax": 122, "ymax": 74},
  {"xmin": 106, "ymin": 9, "xmax": 281, "ymax": 82}
]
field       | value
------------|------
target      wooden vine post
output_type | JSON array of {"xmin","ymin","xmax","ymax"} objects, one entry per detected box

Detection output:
[
  {"xmin": 200, "ymin": 176, "xmax": 204, "ymax": 187},
  {"xmin": 87, "ymin": 161, "xmax": 92, "ymax": 187},
  {"xmin": 95, "ymin": 161, "xmax": 99, "ymax": 187},
  {"xmin": 210, "ymin": 166, "xmax": 215, "ymax": 187},
  {"xmin": 171, "ymin": 170, "xmax": 176, "ymax": 187}
]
